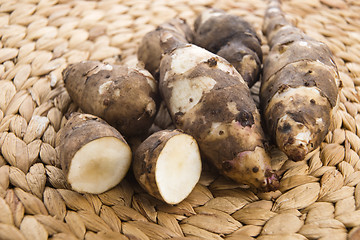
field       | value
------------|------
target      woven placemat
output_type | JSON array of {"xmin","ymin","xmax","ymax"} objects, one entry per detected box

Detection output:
[{"xmin": 1, "ymin": 0, "xmax": 360, "ymax": 239}]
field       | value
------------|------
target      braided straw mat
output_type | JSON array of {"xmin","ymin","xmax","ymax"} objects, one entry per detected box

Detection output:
[{"xmin": 1, "ymin": 0, "xmax": 360, "ymax": 239}]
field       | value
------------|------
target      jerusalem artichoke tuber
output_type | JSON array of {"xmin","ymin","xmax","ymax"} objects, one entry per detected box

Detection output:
[
  {"xmin": 62, "ymin": 61, "xmax": 159, "ymax": 137},
  {"xmin": 260, "ymin": 0, "xmax": 341, "ymax": 161},
  {"xmin": 193, "ymin": 9, "xmax": 263, "ymax": 87}
]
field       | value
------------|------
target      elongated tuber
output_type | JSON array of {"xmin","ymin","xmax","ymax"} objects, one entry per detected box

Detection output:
[
  {"xmin": 142, "ymin": 21, "xmax": 279, "ymax": 191},
  {"xmin": 193, "ymin": 9, "xmax": 263, "ymax": 87},
  {"xmin": 133, "ymin": 129, "xmax": 202, "ymax": 204},
  {"xmin": 56, "ymin": 113, "xmax": 132, "ymax": 194},
  {"xmin": 62, "ymin": 61, "xmax": 158, "ymax": 137},
  {"xmin": 260, "ymin": 0, "xmax": 341, "ymax": 161}
]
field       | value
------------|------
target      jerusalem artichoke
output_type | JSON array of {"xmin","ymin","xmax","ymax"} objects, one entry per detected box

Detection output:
[
  {"xmin": 260, "ymin": 0, "xmax": 340, "ymax": 161},
  {"xmin": 193, "ymin": 9, "xmax": 263, "ymax": 87},
  {"xmin": 62, "ymin": 61, "xmax": 159, "ymax": 137}
]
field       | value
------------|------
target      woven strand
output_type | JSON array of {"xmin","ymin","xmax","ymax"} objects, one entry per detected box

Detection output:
[{"xmin": 1, "ymin": 0, "xmax": 360, "ymax": 239}]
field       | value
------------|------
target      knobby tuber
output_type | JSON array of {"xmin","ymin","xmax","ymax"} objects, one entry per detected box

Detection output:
[
  {"xmin": 260, "ymin": 0, "xmax": 340, "ymax": 161},
  {"xmin": 193, "ymin": 9, "xmax": 263, "ymax": 87},
  {"xmin": 62, "ymin": 61, "xmax": 158, "ymax": 137},
  {"xmin": 56, "ymin": 113, "xmax": 132, "ymax": 194},
  {"xmin": 133, "ymin": 129, "xmax": 202, "ymax": 204}
]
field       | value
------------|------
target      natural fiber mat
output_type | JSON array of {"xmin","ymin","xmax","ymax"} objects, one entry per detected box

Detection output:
[{"xmin": 1, "ymin": 0, "xmax": 360, "ymax": 239}]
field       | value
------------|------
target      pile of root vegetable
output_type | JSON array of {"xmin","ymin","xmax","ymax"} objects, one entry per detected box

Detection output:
[{"xmin": 1, "ymin": 0, "xmax": 360, "ymax": 239}]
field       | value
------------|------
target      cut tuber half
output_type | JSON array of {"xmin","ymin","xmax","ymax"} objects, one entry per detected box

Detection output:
[
  {"xmin": 133, "ymin": 129, "xmax": 202, "ymax": 204},
  {"xmin": 56, "ymin": 113, "xmax": 132, "ymax": 194}
]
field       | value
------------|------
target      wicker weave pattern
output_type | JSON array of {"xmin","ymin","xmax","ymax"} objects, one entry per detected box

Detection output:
[{"xmin": 1, "ymin": 0, "xmax": 360, "ymax": 239}]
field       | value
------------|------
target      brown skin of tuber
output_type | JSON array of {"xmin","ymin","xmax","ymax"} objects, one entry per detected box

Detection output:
[
  {"xmin": 262, "ymin": 39, "xmax": 338, "ymax": 84},
  {"xmin": 62, "ymin": 61, "xmax": 159, "ymax": 137},
  {"xmin": 217, "ymin": 40, "xmax": 261, "ymax": 87}
]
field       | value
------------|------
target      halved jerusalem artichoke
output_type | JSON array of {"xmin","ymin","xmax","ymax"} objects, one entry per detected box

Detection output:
[
  {"xmin": 56, "ymin": 113, "xmax": 132, "ymax": 194},
  {"xmin": 133, "ymin": 129, "xmax": 202, "ymax": 204}
]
